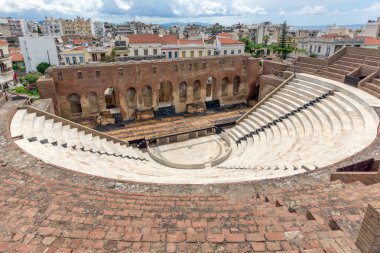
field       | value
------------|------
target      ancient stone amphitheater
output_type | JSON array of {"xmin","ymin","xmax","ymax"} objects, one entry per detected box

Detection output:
[{"xmin": 1, "ymin": 47, "xmax": 380, "ymax": 252}]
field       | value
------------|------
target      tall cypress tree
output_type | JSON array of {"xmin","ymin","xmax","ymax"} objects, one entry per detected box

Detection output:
[{"xmin": 277, "ymin": 21, "xmax": 293, "ymax": 60}]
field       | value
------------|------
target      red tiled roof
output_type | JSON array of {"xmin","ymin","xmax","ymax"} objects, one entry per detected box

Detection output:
[
  {"xmin": 0, "ymin": 40, "xmax": 8, "ymax": 46},
  {"xmin": 218, "ymin": 33, "xmax": 233, "ymax": 37},
  {"xmin": 363, "ymin": 37, "xmax": 380, "ymax": 46},
  {"xmin": 128, "ymin": 34, "xmax": 161, "ymax": 43},
  {"xmin": 218, "ymin": 38, "xmax": 244, "ymax": 45},
  {"xmin": 10, "ymin": 52, "xmax": 23, "ymax": 62},
  {"xmin": 159, "ymin": 35, "xmax": 178, "ymax": 45},
  {"xmin": 178, "ymin": 39, "xmax": 204, "ymax": 45},
  {"xmin": 70, "ymin": 46, "xmax": 85, "ymax": 51},
  {"xmin": 72, "ymin": 39, "xmax": 87, "ymax": 44}
]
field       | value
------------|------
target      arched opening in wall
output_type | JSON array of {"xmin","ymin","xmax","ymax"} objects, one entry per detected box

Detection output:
[
  {"xmin": 159, "ymin": 81, "xmax": 172, "ymax": 107},
  {"xmin": 104, "ymin": 87, "xmax": 117, "ymax": 109},
  {"xmin": 205, "ymin": 77, "xmax": 216, "ymax": 101},
  {"xmin": 88, "ymin": 92, "xmax": 99, "ymax": 113},
  {"xmin": 233, "ymin": 76, "xmax": 241, "ymax": 95},
  {"xmin": 193, "ymin": 80, "xmax": 201, "ymax": 100},
  {"xmin": 179, "ymin": 82, "xmax": 187, "ymax": 103},
  {"xmin": 126, "ymin": 87, "xmax": 137, "ymax": 107},
  {"xmin": 222, "ymin": 77, "xmax": 229, "ymax": 97},
  {"xmin": 68, "ymin": 93, "xmax": 82, "ymax": 114},
  {"xmin": 142, "ymin": 85, "xmax": 153, "ymax": 107}
]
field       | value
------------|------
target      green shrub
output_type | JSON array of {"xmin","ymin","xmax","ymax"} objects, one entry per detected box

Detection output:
[{"xmin": 36, "ymin": 62, "xmax": 51, "ymax": 74}]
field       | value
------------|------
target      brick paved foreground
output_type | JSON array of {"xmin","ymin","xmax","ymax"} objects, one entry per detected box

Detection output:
[{"xmin": 1, "ymin": 99, "xmax": 380, "ymax": 252}]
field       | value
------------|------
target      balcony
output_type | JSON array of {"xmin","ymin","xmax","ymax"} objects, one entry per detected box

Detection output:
[
  {"xmin": 0, "ymin": 54, "xmax": 10, "ymax": 60},
  {"xmin": 0, "ymin": 68, "xmax": 13, "ymax": 75}
]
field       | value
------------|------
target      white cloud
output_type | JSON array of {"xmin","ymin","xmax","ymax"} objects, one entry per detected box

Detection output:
[
  {"xmin": 0, "ymin": 0, "xmax": 104, "ymax": 15},
  {"xmin": 360, "ymin": 3, "xmax": 380, "ymax": 13},
  {"xmin": 231, "ymin": 0, "xmax": 267, "ymax": 15},
  {"xmin": 298, "ymin": 5, "xmax": 327, "ymax": 15},
  {"xmin": 114, "ymin": 0, "xmax": 132, "ymax": 12},
  {"xmin": 171, "ymin": 0, "xmax": 227, "ymax": 16}
]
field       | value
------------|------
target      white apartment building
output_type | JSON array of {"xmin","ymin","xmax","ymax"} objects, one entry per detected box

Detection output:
[
  {"xmin": 358, "ymin": 17, "xmax": 380, "ymax": 39},
  {"xmin": 20, "ymin": 36, "xmax": 61, "ymax": 72},
  {"xmin": 91, "ymin": 21, "xmax": 105, "ymax": 38},
  {"xmin": 43, "ymin": 17, "xmax": 62, "ymax": 36},
  {"xmin": 215, "ymin": 36, "xmax": 245, "ymax": 56}
]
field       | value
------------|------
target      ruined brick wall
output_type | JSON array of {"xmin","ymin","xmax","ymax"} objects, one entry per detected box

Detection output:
[
  {"xmin": 38, "ymin": 55, "xmax": 259, "ymax": 120},
  {"xmin": 330, "ymin": 172, "xmax": 380, "ymax": 185},
  {"xmin": 258, "ymin": 75, "xmax": 283, "ymax": 101}
]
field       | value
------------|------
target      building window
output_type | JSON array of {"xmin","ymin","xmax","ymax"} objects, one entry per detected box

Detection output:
[
  {"xmin": 208, "ymin": 50, "xmax": 211, "ymax": 56},
  {"xmin": 153, "ymin": 49, "xmax": 158, "ymax": 55},
  {"xmin": 199, "ymin": 51, "xmax": 203, "ymax": 57},
  {"xmin": 144, "ymin": 49, "xmax": 148, "ymax": 56},
  {"xmin": 152, "ymin": 66, "xmax": 157, "ymax": 73},
  {"xmin": 231, "ymin": 50, "xmax": 235, "ymax": 55},
  {"xmin": 174, "ymin": 52, "xmax": 178, "ymax": 58},
  {"xmin": 72, "ymin": 57, "xmax": 77, "ymax": 65},
  {"xmin": 238, "ymin": 50, "xmax": 242, "ymax": 54},
  {"xmin": 182, "ymin": 51, "xmax": 186, "ymax": 58},
  {"xmin": 190, "ymin": 51, "xmax": 194, "ymax": 58},
  {"xmin": 57, "ymin": 73, "xmax": 63, "ymax": 80},
  {"xmin": 168, "ymin": 52, "xmax": 172, "ymax": 59},
  {"xmin": 77, "ymin": 71, "xmax": 82, "ymax": 79},
  {"xmin": 118, "ymin": 68, "xmax": 123, "ymax": 76},
  {"xmin": 96, "ymin": 71, "xmax": 101, "ymax": 78},
  {"xmin": 92, "ymin": 53, "xmax": 97, "ymax": 62},
  {"xmin": 224, "ymin": 50, "xmax": 227, "ymax": 55},
  {"xmin": 134, "ymin": 50, "xmax": 138, "ymax": 56},
  {"xmin": 65, "ymin": 57, "xmax": 70, "ymax": 65},
  {"xmin": 79, "ymin": 56, "xmax": 84, "ymax": 63},
  {"xmin": 326, "ymin": 47, "xmax": 331, "ymax": 56},
  {"xmin": 318, "ymin": 46, "xmax": 321, "ymax": 53}
]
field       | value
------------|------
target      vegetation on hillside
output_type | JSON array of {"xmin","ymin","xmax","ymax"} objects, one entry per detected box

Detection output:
[{"xmin": 11, "ymin": 72, "xmax": 41, "ymax": 98}]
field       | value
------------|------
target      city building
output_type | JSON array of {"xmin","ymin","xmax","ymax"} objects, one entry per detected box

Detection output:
[
  {"xmin": 0, "ymin": 40, "xmax": 15, "ymax": 89},
  {"xmin": 325, "ymin": 25, "xmax": 351, "ymax": 37},
  {"xmin": 297, "ymin": 36, "xmax": 364, "ymax": 58},
  {"xmin": 114, "ymin": 21, "xmax": 161, "ymax": 36},
  {"xmin": 160, "ymin": 35, "xmax": 178, "ymax": 59},
  {"xmin": 60, "ymin": 17, "xmax": 92, "ymax": 36},
  {"xmin": 358, "ymin": 17, "xmax": 380, "ymax": 39},
  {"xmin": 8, "ymin": 47, "xmax": 24, "ymax": 68},
  {"xmin": 256, "ymin": 22, "xmax": 281, "ymax": 45},
  {"xmin": 91, "ymin": 21, "xmax": 105, "ymax": 38},
  {"xmin": 43, "ymin": 17, "xmax": 62, "ymax": 36},
  {"xmin": 128, "ymin": 34, "xmax": 162, "ymax": 57},
  {"xmin": 61, "ymin": 46, "xmax": 85, "ymax": 65},
  {"xmin": 0, "ymin": 18, "xmax": 28, "ymax": 38},
  {"xmin": 20, "ymin": 36, "xmax": 62, "ymax": 72},
  {"xmin": 0, "ymin": 18, "xmax": 12, "ymax": 37},
  {"xmin": 178, "ymin": 39, "xmax": 214, "ymax": 58},
  {"xmin": 215, "ymin": 35, "xmax": 245, "ymax": 56}
]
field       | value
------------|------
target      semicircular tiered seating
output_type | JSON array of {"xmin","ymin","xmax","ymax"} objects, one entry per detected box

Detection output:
[{"xmin": 9, "ymin": 73, "xmax": 380, "ymax": 184}]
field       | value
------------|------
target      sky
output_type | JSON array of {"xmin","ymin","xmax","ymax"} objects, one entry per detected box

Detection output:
[{"xmin": 0, "ymin": 0, "xmax": 380, "ymax": 26}]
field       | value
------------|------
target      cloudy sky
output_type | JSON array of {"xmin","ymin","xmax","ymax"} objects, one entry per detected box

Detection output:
[{"xmin": 0, "ymin": 0, "xmax": 380, "ymax": 26}]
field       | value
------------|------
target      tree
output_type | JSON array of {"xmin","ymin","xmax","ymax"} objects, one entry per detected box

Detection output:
[
  {"xmin": 263, "ymin": 35, "xmax": 270, "ymax": 47},
  {"xmin": 274, "ymin": 21, "xmax": 295, "ymax": 60},
  {"xmin": 36, "ymin": 62, "xmax": 51, "ymax": 74}
]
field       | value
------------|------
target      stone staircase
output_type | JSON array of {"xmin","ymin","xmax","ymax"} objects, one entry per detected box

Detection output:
[
  {"xmin": 222, "ymin": 74, "xmax": 379, "ymax": 178},
  {"xmin": 360, "ymin": 73, "xmax": 380, "ymax": 98},
  {"xmin": 10, "ymin": 107, "xmax": 147, "ymax": 161}
]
